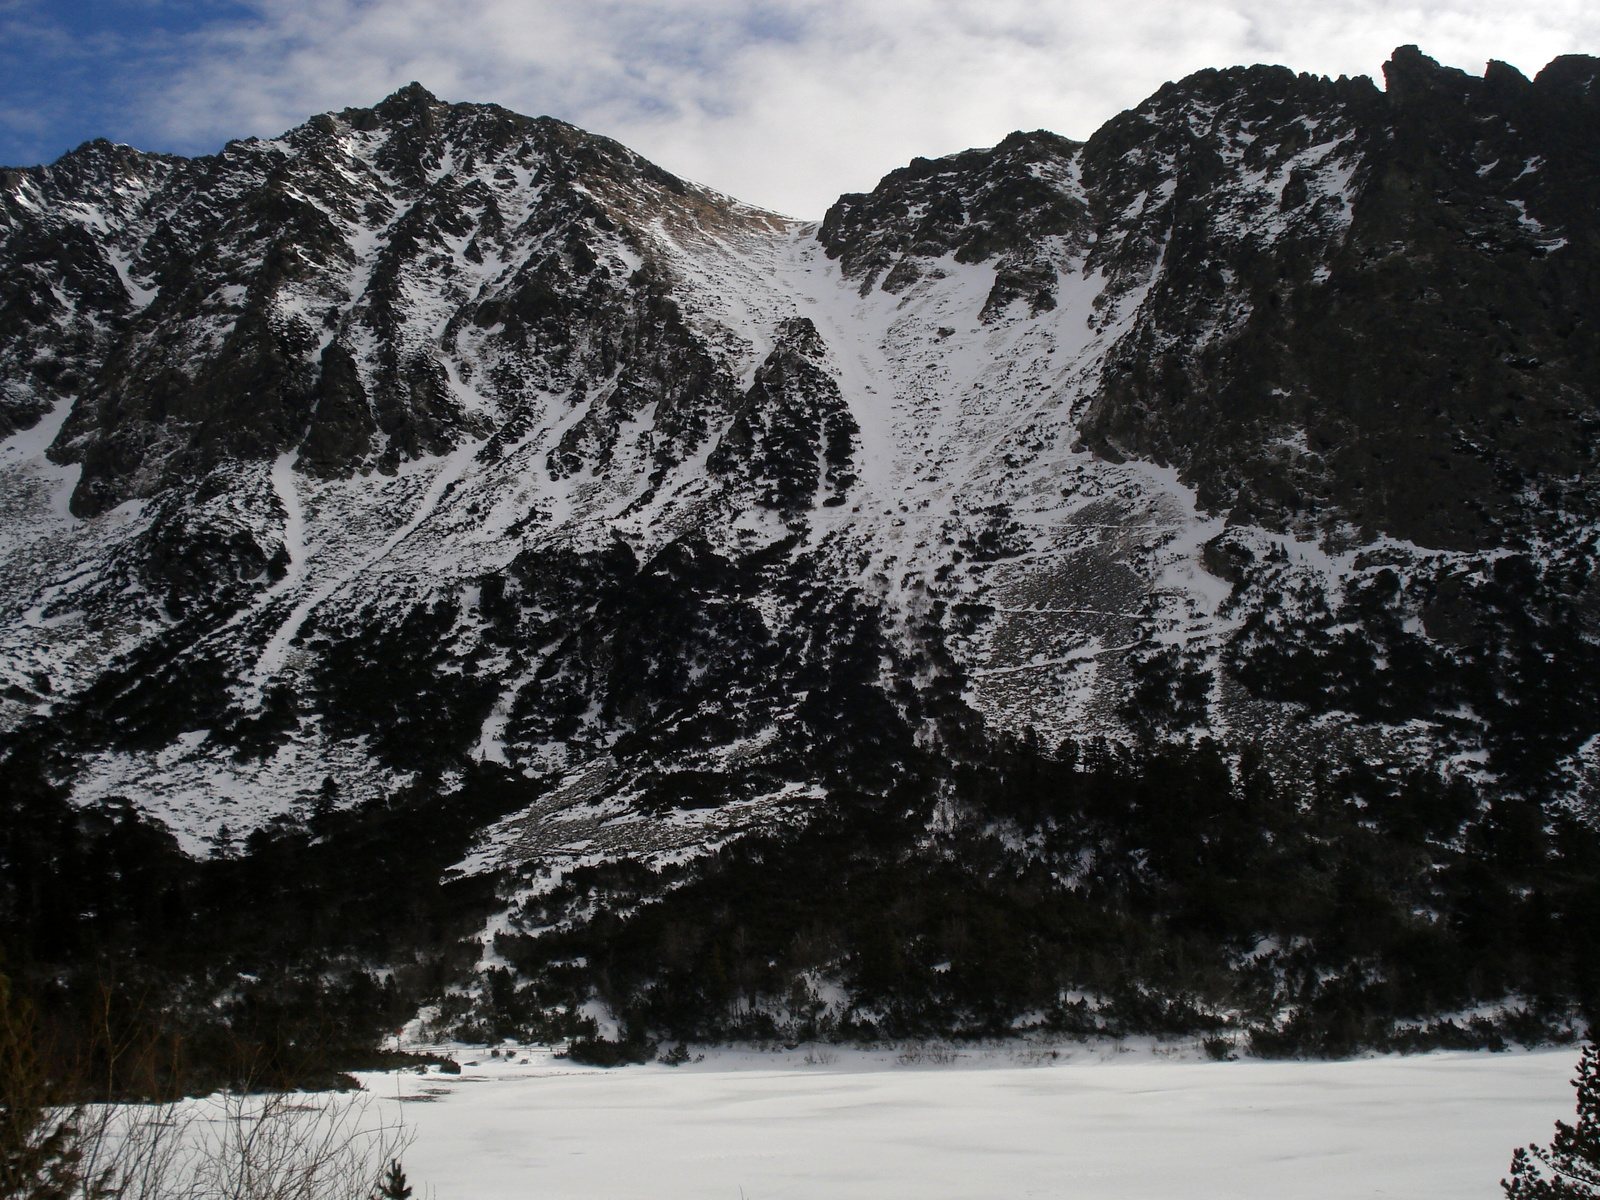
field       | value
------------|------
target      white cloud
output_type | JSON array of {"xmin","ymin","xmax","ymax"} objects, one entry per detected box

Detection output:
[{"xmin": 136, "ymin": 0, "xmax": 1600, "ymax": 217}]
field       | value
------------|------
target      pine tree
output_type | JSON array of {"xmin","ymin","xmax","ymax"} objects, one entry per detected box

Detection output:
[
  {"xmin": 1504, "ymin": 1045, "xmax": 1600, "ymax": 1199},
  {"xmin": 374, "ymin": 1159, "xmax": 413, "ymax": 1200},
  {"xmin": 311, "ymin": 776, "xmax": 339, "ymax": 830}
]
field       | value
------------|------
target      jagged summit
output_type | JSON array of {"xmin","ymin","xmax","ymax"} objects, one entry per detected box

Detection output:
[
  {"xmin": 373, "ymin": 80, "xmax": 441, "ymax": 113},
  {"xmin": 819, "ymin": 128, "xmax": 1084, "ymax": 290},
  {"xmin": 1, "ymin": 83, "xmax": 778, "ymax": 518}
]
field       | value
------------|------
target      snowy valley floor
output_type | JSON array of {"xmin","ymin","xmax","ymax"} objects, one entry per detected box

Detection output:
[{"xmin": 353, "ymin": 1043, "xmax": 1580, "ymax": 1199}]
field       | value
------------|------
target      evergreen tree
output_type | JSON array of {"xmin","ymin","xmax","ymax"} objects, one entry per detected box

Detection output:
[
  {"xmin": 374, "ymin": 1159, "xmax": 413, "ymax": 1200},
  {"xmin": 1505, "ymin": 1045, "xmax": 1600, "ymax": 1199},
  {"xmin": 311, "ymin": 777, "xmax": 339, "ymax": 829}
]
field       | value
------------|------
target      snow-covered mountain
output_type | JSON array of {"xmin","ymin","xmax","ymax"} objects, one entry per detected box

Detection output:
[{"xmin": 3, "ymin": 47, "xmax": 1599, "ymax": 1053}]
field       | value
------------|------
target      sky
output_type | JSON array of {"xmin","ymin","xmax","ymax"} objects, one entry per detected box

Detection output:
[{"xmin": 1, "ymin": 1, "xmax": 1596, "ymax": 218}]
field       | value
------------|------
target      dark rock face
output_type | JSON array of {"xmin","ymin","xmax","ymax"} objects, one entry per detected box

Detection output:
[
  {"xmin": 709, "ymin": 317, "xmax": 858, "ymax": 510},
  {"xmin": 819, "ymin": 129, "xmax": 1088, "ymax": 313},
  {"xmin": 819, "ymin": 49, "xmax": 1600, "ymax": 551},
  {"xmin": 1078, "ymin": 49, "xmax": 1600, "ymax": 550},
  {"xmin": 1, "ymin": 86, "xmax": 767, "ymax": 516},
  {"xmin": 0, "ymin": 142, "xmax": 179, "ymax": 440}
]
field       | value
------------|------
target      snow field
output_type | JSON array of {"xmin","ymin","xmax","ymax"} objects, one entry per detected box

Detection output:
[{"xmin": 358, "ymin": 1045, "xmax": 1578, "ymax": 1200}]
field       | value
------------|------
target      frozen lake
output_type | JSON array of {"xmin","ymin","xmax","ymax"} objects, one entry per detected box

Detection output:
[{"xmin": 356, "ymin": 1042, "xmax": 1581, "ymax": 1199}]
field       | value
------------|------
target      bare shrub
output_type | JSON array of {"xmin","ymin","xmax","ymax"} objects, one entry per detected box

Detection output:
[
  {"xmin": 75, "ymin": 1103, "xmax": 199, "ymax": 1200},
  {"xmin": 895, "ymin": 1043, "xmax": 962, "ymax": 1066},
  {"xmin": 0, "ymin": 968, "xmax": 107, "ymax": 1200},
  {"xmin": 4, "ymin": 965, "xmax": 415, "ymax": 1200},
  {"xmin": 78, "ymin": 1091, "xmax": 413, "ymax": 1200}
]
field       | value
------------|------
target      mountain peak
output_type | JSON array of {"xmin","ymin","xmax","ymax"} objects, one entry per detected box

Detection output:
[
  {"xmin": 1535, "ymin": 53, "xmax": 1600, "ymax": 104},
  {"xmin": 1381, "ymin": 44, "xmax": 1474, "ymax": 99},
  {"xmin": 374, "ymin": 80, "xmax": 441, "ymax": 117}
]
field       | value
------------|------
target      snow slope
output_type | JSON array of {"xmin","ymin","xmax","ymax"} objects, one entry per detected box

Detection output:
[{"xmin": 0, "ymin": 144, "xmax": 1253, "ymax": 850}]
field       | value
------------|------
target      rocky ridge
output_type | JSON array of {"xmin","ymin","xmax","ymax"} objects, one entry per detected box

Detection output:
[{"xmin": 2, "ymin": 48, "xmax": 1599, "ymax": 1051}]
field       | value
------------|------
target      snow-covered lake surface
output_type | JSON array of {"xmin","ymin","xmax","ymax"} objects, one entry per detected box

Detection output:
[{"xmin": 355, "ymin": 1043, "xmax": 1579, "ymax": 1199}]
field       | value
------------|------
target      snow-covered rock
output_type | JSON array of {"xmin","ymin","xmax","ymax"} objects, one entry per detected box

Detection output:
[{"xmin": 1, "ymin": 47, "xmax": 1597, "ymax": 876}]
